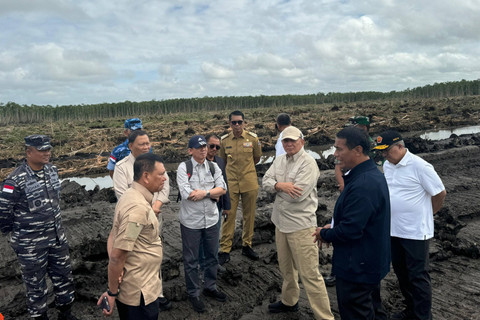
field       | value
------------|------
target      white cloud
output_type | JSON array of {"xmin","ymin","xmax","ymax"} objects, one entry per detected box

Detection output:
[
  {"xmin": 201, "ymin": 62, "xmax": 235, "ymax": 79},
  {"xmin": 0, "ymin": 0, "xmax": 479, "ymax": 105}
]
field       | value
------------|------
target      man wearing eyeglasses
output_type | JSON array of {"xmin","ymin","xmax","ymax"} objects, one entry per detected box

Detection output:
[
  {"xmin": 218, "ymin": 110, "xmax": 262, "ymax": 264},
  {"xmin": 373, "ymin": 130, "xmax": 446, "ymax": 320}
]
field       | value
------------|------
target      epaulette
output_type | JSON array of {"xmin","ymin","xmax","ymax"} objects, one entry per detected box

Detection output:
[
  {"xmin": 221, "ymin": 133, "xmax": 231, "ymax": 140},
  {"xmin": 247, "ymin": 131, "xmax": 258, "ymax": 138}
]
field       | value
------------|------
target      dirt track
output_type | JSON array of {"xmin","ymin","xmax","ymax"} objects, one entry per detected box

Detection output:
[{"xmin": 1, "ymin": 131, "xmax": 479, "ymax": 319}]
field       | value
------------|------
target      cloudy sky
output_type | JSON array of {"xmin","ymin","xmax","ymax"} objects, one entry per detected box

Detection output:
[{"xmin": 1, "ymin": 0, "xmax": 479, "ymax": 106}]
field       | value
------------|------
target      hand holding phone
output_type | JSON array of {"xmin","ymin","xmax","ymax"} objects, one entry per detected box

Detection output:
[{"xmin": 99, "ymin": 296, "xmax": 111, "ymax": 312}]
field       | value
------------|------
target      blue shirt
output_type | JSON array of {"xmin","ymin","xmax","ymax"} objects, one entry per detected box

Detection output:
[
  {"xmin": 107, "ymin": 139, "xmax": 131, "ymax": 170},
  {"xmin": 320, "ymin": 159, "xmax": 391, "ymax": 284}
]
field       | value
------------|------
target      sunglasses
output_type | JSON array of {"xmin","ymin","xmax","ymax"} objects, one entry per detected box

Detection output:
[
  {"xmin": 209, "ymin": 144, "xmax": 221, "ymax": 150},
  {"xmin": 231, "ymin": 120, "xmax": 244, "ymax": 125}
]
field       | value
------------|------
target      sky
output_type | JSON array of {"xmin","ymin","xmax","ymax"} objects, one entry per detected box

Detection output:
[{"xmin": 1, "ymin": 0, "xmax": 479, "ymax": 106}]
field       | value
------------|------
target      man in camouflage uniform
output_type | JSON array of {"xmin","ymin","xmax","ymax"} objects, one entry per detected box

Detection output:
[
  {"xmin": 218, "ymin": 110, "xmax": 262, "ymax": 265},
  {"xmin": 107, "ymin": 118, "xmax": 143, "ymax": 178},
  {"xmin": 0, "ymin": 135, "xmax": 78, "ymax": 320}
]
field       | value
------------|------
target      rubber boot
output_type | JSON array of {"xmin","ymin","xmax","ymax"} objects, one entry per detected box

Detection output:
[{"xmin": 57, "ymin": 303, "xmax": 79, "ymax": 320}]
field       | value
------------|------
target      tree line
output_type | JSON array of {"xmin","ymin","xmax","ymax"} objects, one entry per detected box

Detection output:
[{"xmin": 1, "ymin": 79, "xmax": 479, "ymax": 125}]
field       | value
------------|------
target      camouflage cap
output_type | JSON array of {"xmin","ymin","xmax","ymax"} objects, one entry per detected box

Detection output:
[
  {"xmin": 124, "ymin": 118, "xmax": 143, "ymax": 130},
  {"xmin": 348, "ymin": 116, "xmax": 370, "ymax": 126},
  {"xmin": 24, "ymin": 135, "xmax": 52, "ymax": 150}
]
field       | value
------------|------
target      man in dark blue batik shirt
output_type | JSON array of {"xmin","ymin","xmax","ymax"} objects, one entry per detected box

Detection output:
[{"xmin": 313, "ymin": 126, "xmax": 391, "ymax": 320}]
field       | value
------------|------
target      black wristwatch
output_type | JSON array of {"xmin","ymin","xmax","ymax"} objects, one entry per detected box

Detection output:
[
  {"xmin": 107, "ymin": 288, "xmax": 119, "ymax": 297},
  {"xmin": 206, "ymin": 191, "xmax": 211, "ymax": 198}
]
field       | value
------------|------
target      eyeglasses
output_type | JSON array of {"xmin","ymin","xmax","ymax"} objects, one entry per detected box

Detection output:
[
  {"xmin": 209, "ymin": 144, "xmax": 221, "ymax": 150},
  {"xmin": 381, "ymin": 143, "xmax": 397, "ymax": 154},
  {"xmin": 231, "ymin": 120, "xmax": 243, "ymax": 125}
]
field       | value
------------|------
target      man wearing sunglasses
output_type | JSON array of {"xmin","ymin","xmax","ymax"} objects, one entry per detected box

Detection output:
[{"xmin": 218, "ymin": 110, "xmax": 262, "ymax": 264}]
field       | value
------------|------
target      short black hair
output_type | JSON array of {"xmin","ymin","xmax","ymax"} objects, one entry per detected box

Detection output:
[
  {"xmin": 336, "ymin": 126, "xmax": 370, "ymax": 156},
  {"xmin": 229, "ymin": 110, "xmax": 245, "ymax": 121},
  {"xmin": 276, "ymin": 113, "xmax": 291, "ymax": 126},
  {"xmin": 128, "ymin": 130, "xmax": 148, "ymax": 145},
  {"xmin": 133, "ymin": 153, "xmax": 164, "ymax": 181},
  {"xmin": 205, "ymin": 134, "xmax": 221, "ymax": 142}
]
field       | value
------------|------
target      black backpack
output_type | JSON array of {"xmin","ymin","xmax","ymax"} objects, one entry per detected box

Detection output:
[{"xmin": 176, "ymin": 159, "xmax": 215, "ymax": 202}]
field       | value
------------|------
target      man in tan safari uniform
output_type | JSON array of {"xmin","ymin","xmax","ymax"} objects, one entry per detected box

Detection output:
[{"xmin": 218, "ymin": 110, "xmax": 262, "ymax": 265}]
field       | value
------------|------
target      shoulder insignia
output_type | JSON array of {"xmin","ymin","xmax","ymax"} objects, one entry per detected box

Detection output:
[
  {"xmin": 221, "ymin": 133, "xmax": 231, "ymax": 140},
  {"xmin": 247, "ymin": 131, "xmax": 258, "ymax": 138}
]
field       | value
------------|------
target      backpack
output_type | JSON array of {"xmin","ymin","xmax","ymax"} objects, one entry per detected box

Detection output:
[{"xmin": 176, "ymin": 159, "xmax": 216, "ymax": 202}]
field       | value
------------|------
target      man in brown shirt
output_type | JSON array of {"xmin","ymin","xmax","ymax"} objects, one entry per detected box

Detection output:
[
  {"xmin": 97, "ymin": 153, "xmax": 167, "ymax": 320},
  {"xmin": 218, "ymin": 110, "xmax": 262, "ymax": 264}
]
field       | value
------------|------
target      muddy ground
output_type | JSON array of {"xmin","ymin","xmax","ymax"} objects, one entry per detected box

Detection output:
[{"xmin": 0, "ymin": 98, "xmax": 479, "ymax": 320}]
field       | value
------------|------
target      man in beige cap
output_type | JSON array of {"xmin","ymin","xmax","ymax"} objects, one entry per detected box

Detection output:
[{"xmin": 263, "ymin": 126, "xmax": 333, "ymax": 320}]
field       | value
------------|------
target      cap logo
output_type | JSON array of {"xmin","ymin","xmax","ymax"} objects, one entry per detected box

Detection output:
[{"xmin": 377, "ymin": 136, "xmax": 383, "ymax": 144}]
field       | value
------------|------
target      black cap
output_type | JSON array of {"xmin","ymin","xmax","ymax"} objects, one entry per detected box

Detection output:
[
  {"xmin": 373, "ymin": 130, "xmax": 403, "ymax": 150},
  {"xmin": 25, "ymin": 135, "xmax": 52, "ymax": 150}
]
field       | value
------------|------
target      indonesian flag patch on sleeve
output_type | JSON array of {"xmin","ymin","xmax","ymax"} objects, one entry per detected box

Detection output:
[{"xmin": 2, "ymin": 185, "xmax": 14, "ymax": 193}]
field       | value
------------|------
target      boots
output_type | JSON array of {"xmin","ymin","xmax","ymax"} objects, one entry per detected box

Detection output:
[{"xmin": 57, "ymin": 303, "xmax": 80, "ymax": 320}]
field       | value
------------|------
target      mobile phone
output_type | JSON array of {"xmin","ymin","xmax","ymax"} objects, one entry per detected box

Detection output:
[{"xmin": 99, "ymin": 296, "xmax": 111, "ymax": 312}]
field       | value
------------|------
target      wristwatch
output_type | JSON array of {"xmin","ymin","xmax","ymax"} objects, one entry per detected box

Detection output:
[
  {"xmin": 107, "ymin": 288, "xmax": 119, "ymax": 297},
  {"xmin": 206, "ymin": 191, "xmax": 211, "ymax": 198}
]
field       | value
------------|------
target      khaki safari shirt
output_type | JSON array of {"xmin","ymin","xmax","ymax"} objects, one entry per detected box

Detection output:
[
  {"xmin": 219, "ymin": 130, "xmax": 262, "ymax": 193},
  {"xmin": 113, "ymin": 153, "xmax": 170, "ymax": 202},
  {"xmin": 262, "ymin": 148, "xmax": 320, "ymax": 233},
  {"xmin": 111, "ymin": 182, "xmax": 163, "ymax": 306}
]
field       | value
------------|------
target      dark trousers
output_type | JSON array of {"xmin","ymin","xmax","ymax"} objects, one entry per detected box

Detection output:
[
  {"xmin": 391, "ymin": 237, "xmax": 432, "ymax": 320},
  {"xmin": 336, "ymin": 277, "xmax": 387, "ymax": 320},
  {"xmin": 198, "ymin": 209, "xmax": 222, "ymax": 270},
  {"xmin": 181, "ymin": 224, "xmax": 219, "ymax": 297},
  {"xmin": 13, "ymin": 241, "xmax": 75, "ymax": 317},
  {"xmin": 116, "ymin": 294, "xmax": 159, "ymax": 320}
]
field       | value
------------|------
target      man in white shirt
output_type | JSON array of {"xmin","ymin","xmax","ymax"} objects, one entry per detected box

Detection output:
[
  {"xmin": 374, "ymin": 130, "xmax": 446, "ymax": 320},
  {"xmin": 275, "ymin": 113, "xmax": 291, "ymax": 157}
]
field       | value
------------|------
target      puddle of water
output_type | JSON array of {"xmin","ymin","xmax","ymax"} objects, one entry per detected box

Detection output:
[
  {"xmin": 64, "ymin": 125, "xmax": 479, "ymax": 190},
  {"xmin": 61, "ymin": 175, "xmax": 113, "ymax": 191},
  {"xmin": 420, "ymin": 125, "xmax": 480, "ymax": 140},
  {"xmin": 259, "ymin": 145, "xmax": 336, "ymax": 164}
]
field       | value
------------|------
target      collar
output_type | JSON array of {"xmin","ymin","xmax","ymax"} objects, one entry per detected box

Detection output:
[
  {"xmin": 343, "ymin": 159, "xmax": 376, "ymax": 185},
  {"xmin": 191, "ymin": 157, "xmax": 208, "ymax": 169},
  {"xmin": 127, "ymin": 152, "xmax": 136, "ymax": 163},
  {"xmin": 233, "ymin": 130, "xmax": 248, "ymax": 140},
  {"xmin": 132, "ymin": 181, "xmax": 154, "ymax": 203},
  {"xmin": 395, "ymin": 149, "xmax": 411, "ymax": 167},
  {"xmin": 286, "ymin": 147, "xmax": 305, "ymax": 162}
]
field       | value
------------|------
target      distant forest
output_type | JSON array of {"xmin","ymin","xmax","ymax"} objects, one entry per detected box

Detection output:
[{"xmin": 1, "ymin": 79, "xmax": 479, "ymax": 125}]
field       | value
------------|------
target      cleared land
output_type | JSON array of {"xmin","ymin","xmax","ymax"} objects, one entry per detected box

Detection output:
[{"xmin": 0, "ymin": 96, "xmax": 479, "ymax": 319}]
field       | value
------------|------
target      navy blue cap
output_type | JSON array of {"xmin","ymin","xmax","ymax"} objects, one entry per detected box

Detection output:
[
  {"xmin": 25, "ymin": 135, "xmax": 52, "ymax": 150},
  {"xmin": 124, "ymin": 118, "xmax": 143, "ymax": 130},
  {"xmin": 188, "ymin": 135, "xmax": 207, "ymax": 149}
]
